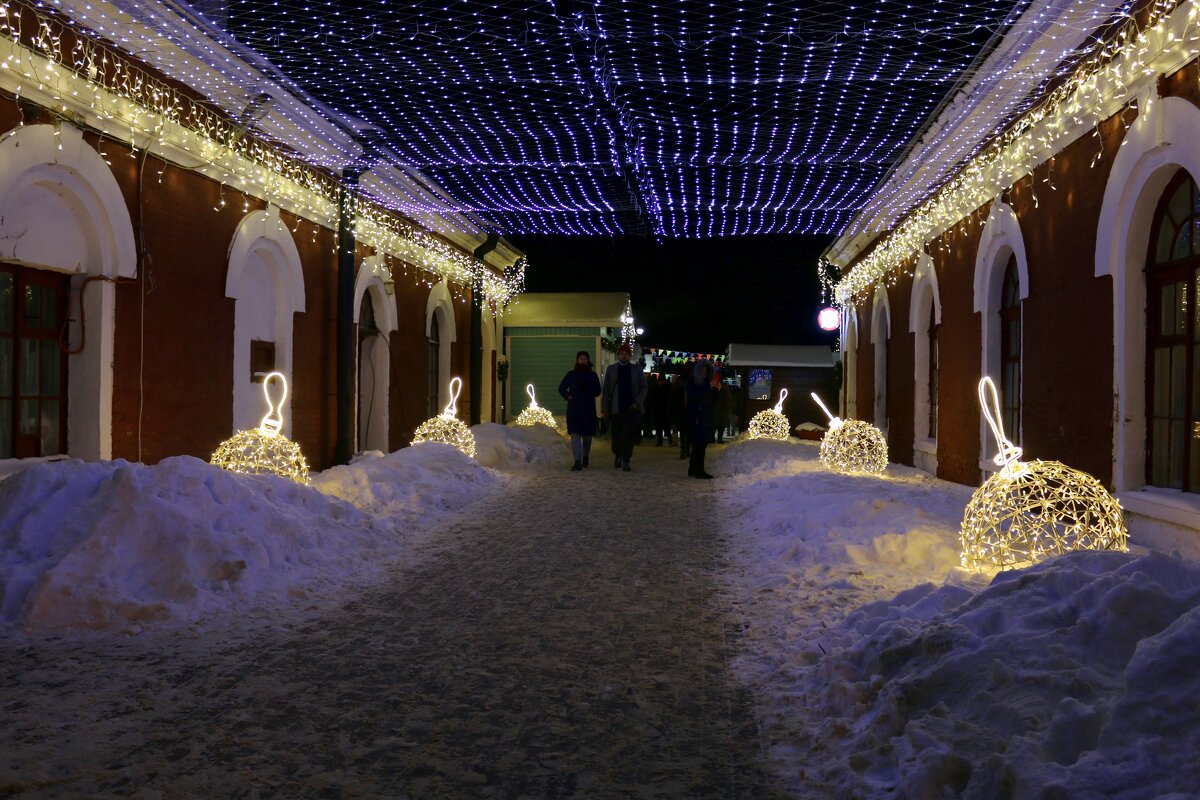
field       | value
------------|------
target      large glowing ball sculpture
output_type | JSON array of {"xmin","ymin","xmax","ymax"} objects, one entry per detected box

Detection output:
[
  {"xmin": 412, "ymin": 376, "xmax": 476, "ymax": 458},
  {"xmin": 811, "ymin": 392, "xmax": 888, "ymax": 475},
  {"xmin": 960, "ymin": 377, "xmax": 1127, "ymax": 571},
  {"xmin": 818, "ymin": 307, "xmax": 841, "ymax": 331},
  {"xmin": 747, "ymin": 388, "xmax": 791, "ymax": 441},
  {"xmin": 516, "ymin": 383, "xmax": 557, "ymax": 429},
  {"xmin": 211, "ymin": 372, "xmax": 310, "ymax": 484}
]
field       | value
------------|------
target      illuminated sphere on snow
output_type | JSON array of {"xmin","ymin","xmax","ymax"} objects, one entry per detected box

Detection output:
[
  {"xmin": 412, "ymin": 376, "xmax": 476, "ymax": 457},
  {"xmin": 412, "ymin": 414, "xmax": 476, "ymax": 458},
  {"xmin": 747, "ymin": 408, "xmax": 790, "ymax": 441},
  {"xmin": 211, "ymin": 372, "xmax": 309, "ymax": 485},
  {"xmin": 516, "ymin": 405, "xmax": 557, "ymax": 429},
  {"xmin": 960, "ymin": 460, "xmax": 1127, "ymax": 571},
  {"xmin": 819, "ymin": 419, "xmax": 888, "ymax": 475},
  {"xmin": 211, "ymin": 428, "xmax": 310, "ymax": 485}
]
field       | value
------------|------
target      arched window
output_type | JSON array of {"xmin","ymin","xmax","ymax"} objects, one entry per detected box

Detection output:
[
  {"xmin": 428, "ymin": 313, "xmax": 441, "ymax": 418},
  {"xmin": 1000, "ymin": 256, "xmax": 1021, "ymax": 439},
  {"xmin": 357, "ymin": 292, "xmax": 384, "ymax": 452},
  {"xmin": 928, "ymin": 302, "xmax": 938, "ymax": 439},
  {"xmin": 1146, "ymin": 170, "xmax": 1200, "ymax": 491}
]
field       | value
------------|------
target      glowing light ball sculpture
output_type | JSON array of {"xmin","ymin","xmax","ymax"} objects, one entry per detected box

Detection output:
[
  {"xmin": 818, "ymin": 307, "xmax": 841, "ymax": 331},
  {"xmin": 211, "ymin": 372, "xmax": 310, "ymax": 484},
  {"xmin": 516, "ymin": 383, "xmax": 557, "ymax": 429},
  {"xmin": 960, "ymin": 378, "xmax": 1127, "ymax": 571},
  {"xmin": 747, "ymin": 388, "xmax": 791, "ymax": 441},
  {"xmin": 811, "ymin": 392, "xmax": 888, "ymax": 475},
  {"xmin": 412, "ymin": 376, "xmax": 476, "ymax": 458}
]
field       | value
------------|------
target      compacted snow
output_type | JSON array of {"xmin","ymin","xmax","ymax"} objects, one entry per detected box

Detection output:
[{"xmin": 2, "ymin": 429, "xmax": 1199, "ymax": 797}]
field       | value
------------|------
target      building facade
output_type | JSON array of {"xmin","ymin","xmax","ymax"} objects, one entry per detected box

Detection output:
[
  {"xmin": 0, "ymin": 0, "xmax": 522, "ymax": 474},
  {"xmin": 828, "ymin": 0, "xmax": 1200, "ymax": 549}
]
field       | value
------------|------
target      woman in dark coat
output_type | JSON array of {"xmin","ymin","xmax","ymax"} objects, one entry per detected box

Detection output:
[
  {"xmin": 685, "ymin": 360, "xmax": 719, "ymax": 479},
  {"xmin": 559, "ymin": 350, "xmax": 602, "ymax": 471}
]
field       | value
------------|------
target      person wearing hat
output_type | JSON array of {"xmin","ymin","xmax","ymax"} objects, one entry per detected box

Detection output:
[
  {"xmin": 601, "ymin": 342, "xmax": 648, "ymax": 471},
  {"xmin": 558, "ymin": 350, "xmax": 602, "ymax": 471}
]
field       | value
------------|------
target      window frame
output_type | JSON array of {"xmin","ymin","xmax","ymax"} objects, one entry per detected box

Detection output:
[{"xmin": 999, "ymin": 256, "xmax": 1021, "ymax": 441}]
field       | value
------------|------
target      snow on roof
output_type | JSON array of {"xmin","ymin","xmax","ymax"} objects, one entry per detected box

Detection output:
[
  {"xmin": 725, "ymin": 343, "xmax": 835, "ymax": 367},
  {"xmin": 503, "ymin": 292, "xmax": 630, "ymax": 328}
]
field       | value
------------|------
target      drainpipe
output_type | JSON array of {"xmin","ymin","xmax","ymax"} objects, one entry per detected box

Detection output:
[
  {"xmin": 470, "ymin": 233, "xmax": 499, "ymax": 425},
  {"xmin": 333, "ymin": 169, "xmax": 363, "ymax": 466}
]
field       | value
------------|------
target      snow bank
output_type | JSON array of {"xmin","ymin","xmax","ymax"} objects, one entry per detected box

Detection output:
[
  {"xmin": 471, "ymin": 421, "xmax": 571, "ymax": 468},
  {"xmin": 717, "ymin": 436, "xmax": 1200, "ymax": 797},
  {"xmin": 0, "ymin": 444, "xmax": 503, "ymax": 633},
  {"xmin": 812, "ymin": 550, "xmax": 1200, "ymax": 798},
  {"xmin": 312, "ymin": 441, "xmax": 500, "ymax": 521},
  {"xmin": 0, "ymin": 457, "xmax": 380, "ymax": 632}
]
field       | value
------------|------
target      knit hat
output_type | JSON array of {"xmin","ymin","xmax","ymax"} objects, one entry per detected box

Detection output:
[{"xmin": 617, "ymin": 343, "xmax": 632, "ymax": 356}]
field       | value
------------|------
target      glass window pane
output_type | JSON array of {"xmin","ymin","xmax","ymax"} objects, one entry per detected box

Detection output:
[
  {"xmin": 1181, "ymin": 281, "xmax": 1190, "ymax": 336},
  {"xmin": 1155, "ymin": 347, "xmax": 1171, "ymax": 415},
  {"xmin": 1170, "ymin": 180, "xmax": 1191, "ymax": 228},
  {"xmin": 42, "ymin": 283, "xmax": 57, "ymax": 330},
  {"xmin": 1153, "ymin": 418, "xmax": 1171, "ymax": 486},
  {"xmin": 1171, "ymin": 420, "xmax": 1186, "ymax": 487},
  {"xmin": 1157, "ymin": 224, "xmax": 1175, "ymax": 264},
  {"xmin": 0, "ymin": 338, "xmax": 10, "ymax": 395},
  {"xmin": 19, "ymin": 338, "xmax": 38, "ymax": 394},
  {"xmin": 1192, "ymin": 218, "xmax": 1200, "ymax": 258},
  {"xmin": 18, "ymin": 398, "xmax": 37, "ymax": 436},
  {"xmin": 39, "ymin": 399, "xmax": 59, "ymax": 455},
  {"xmin": 1191, "ymin": 425, "xmax": 1200, "ymax": 493},
  {"xmin": 1162, "ymin": 283, "xmax": 1176, "ymax": 336},
  {"xmin": 0, "ymin": 399, "xmax": 9, "ymax": 458},
  {"xmin": 0, "ymin": 272, "xmax": 12, "ymax": 334},
  {"xmin": 1172, "ymin": 344, "xmax": 1187, "ymax": 417},
  {"xmin": 40, "ymin": 340, "xmax": 60, "ymax": 395},
  {"xmin": 1175, "ymin": 227, "xmax": 1192, "ymax": 262}
]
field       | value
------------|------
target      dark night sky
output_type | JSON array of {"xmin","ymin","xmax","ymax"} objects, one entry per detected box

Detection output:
[{"xmin": 507, "ymin": 234, "xmax": 838, "ymax": 354}]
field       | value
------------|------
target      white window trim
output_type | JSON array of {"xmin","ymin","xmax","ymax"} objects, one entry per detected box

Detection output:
[
  {"xmin": 1097, "ymin": 93, "xmax": 1200, "ymax": 495},
  {"xmin": 353, "ymin": 256, "xmax": 398, "ymax": 452},
  {"xmin": 226, "ymin": 207, "xmax": 305, "ymax": 434},
  {"xmin": 425, "ymin": 282, "xmax": 457, "ymax": 409},
  {"xmin": 974, "ymin": 199, "xmax": 1029, "ymax": 473},
  {"xmin": 841, "ymin": 308, "xmax": 859, "ymax": 420},
  {"xmin": 910, "ymin": 253, "xmax": 941, "ymax": 474},
  {"xmin": 870, "ymin": 285, "xmax": 890, "ymax": 435},
  {"xmin": 0, "ymin": 124, "xmax": 136, "ymax": 463}
]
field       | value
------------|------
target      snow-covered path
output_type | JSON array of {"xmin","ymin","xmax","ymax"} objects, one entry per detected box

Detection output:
[{"xmin": 2, "ymin": 444, "xmax": 776, "ymax": 798}]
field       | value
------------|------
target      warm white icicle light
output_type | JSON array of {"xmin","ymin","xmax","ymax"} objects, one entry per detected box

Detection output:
[
  {"xmin": 412, "ymin": 376, "xmax": 476, "ymax": 457},
  {"xmin": 960, "ymin": 377, "xmax": 1127, "ymax": 571},
  {"xmin": 811, "ymin": 392, "xmax": 888, "ymax": 475}
]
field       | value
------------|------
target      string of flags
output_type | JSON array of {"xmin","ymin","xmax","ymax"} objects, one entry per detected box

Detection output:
[{"xmin": 646, "ymin": 348, "xmax": 728, "ymax": 365}]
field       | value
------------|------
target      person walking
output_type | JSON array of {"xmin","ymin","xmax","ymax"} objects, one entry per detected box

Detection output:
[
  {"xmin": 559, "ymin": 350, "xmax": 602, "ymax": 471},
  {"xmin": 685, "ymin": 360, "xmax": 719, "ymax": 479},
  {"xmin": 601, "ymin": 343, "xmax": 647, "ymax": 471}
]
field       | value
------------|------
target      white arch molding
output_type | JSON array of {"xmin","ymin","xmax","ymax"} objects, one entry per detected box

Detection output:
[
  {"xmin": 910, "ymin": 253, "xmax": 942, "ymax": 474},
  {"xmin": 870, "ymin": 285, "xmax": 891, "ymax": 433},
  {"xmin": 974, "ymin": 198, "xmax": 1029, "ymax": 470},
  {"xmin": 354, "ymin": 256, "xmax": 398, "ymax": 452},
  {"xmin": 480, "ymin": 311, "xmax": 498, "ymax": 422},
  {"xmin": 425, "ymin": 281, "xmax": 457, "ymax": 410},
  {"xmin": 1096, "ymin": 94, "xmax": 1200, "ymax": 495},
  {"xmin": 226, "ymin": 206, "xmax": 305, "ymax": 433},
  {"xmin": 0, "ymin": 123, "xmax": 136, "ymax": 462},
  {"xmin": 840, "ymin": 307, "xmax": 859, "ymax": 420}
]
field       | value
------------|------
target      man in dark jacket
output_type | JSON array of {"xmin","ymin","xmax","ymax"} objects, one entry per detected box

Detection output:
[
  {"xmin": 559, "ymin": 350, "xmax": 602, "ymax": 471},
  {"xmin": 601, "ymin": 343, "xmax": 647, "ymax": 471}
]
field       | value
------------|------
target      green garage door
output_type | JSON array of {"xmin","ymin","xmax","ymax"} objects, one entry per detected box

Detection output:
[{"xmin": 509, "ymin": 337, "xmax": 595, "ymax": 418}]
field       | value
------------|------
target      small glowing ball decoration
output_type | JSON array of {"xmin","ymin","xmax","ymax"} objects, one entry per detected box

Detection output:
[
  {"xmin": 960, "ymin": 378, "xmax": 1128, "ymax": 571},
  {"xmin": 747, "ymin": 388, "xmax": 791, "ymax": 441},
  {"xmin": 516, "ymin": 383, "xmax": 557, "ymax": 429},
  {"xmin": 818, "ymin": 307, "xmax": 841, "ymax": 331},
  {"xmin": 811, "ymin": 392, "xmax": 888, "ymax": 475},
  {"xmin": 211, "ymin": 372, "xmax": 309, "ymax": 484},
  {"xmin": 412, "ymin": 376, "xmax": 476, "ymax": 458}
]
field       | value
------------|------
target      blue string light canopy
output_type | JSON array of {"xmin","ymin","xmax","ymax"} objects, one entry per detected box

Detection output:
[{"xmin": 212, "ymin": 0, "xmax": 1040, "ymax": 237}]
